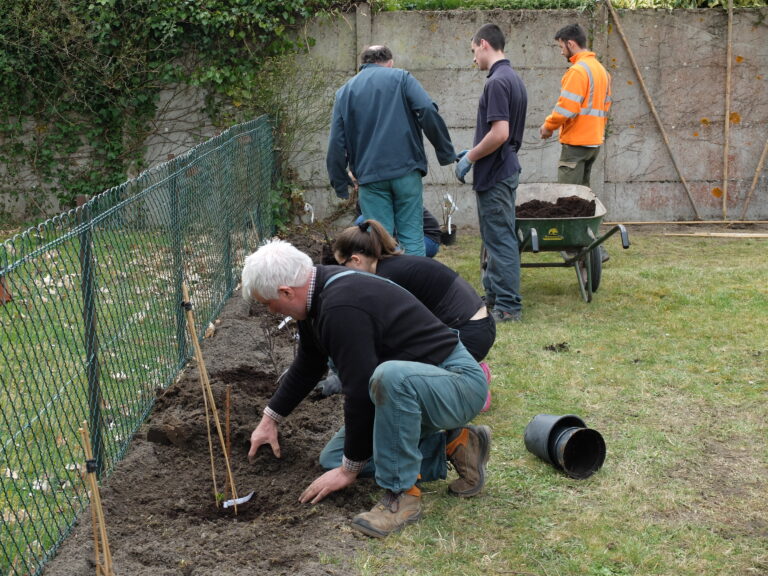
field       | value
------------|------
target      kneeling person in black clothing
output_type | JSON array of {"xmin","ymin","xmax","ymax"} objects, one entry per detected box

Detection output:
[{"xmin": 243, "ymin": 239, "xmax": 492, "ymax": 538}]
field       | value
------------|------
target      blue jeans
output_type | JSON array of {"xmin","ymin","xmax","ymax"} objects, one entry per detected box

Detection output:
[
  {"xmin": 424, "ymin": 235, "xmax": 440, "ymax": 258},
  {"xmin": 476, "ymin": 174, "xmax": 522, "ymax": 313},
  {"xmin": 359, "ymin": 171, "xmax": 426, "ymax": 256},
  {"xmin": 318, "ymin": 341, "xmax": 487, "ymax": 492}
]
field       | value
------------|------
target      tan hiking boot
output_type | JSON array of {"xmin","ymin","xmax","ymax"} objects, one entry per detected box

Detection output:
[
  {"xmin": 446, "ymin": 425, "xmax": 492, "ymax": 497},
  {"xmin": 350, "ymin": 487, "xmax": 422, "ymax": 538}
]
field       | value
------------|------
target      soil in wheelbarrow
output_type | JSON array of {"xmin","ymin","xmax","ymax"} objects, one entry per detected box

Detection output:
[
  {"xmin": 42, "ymin": 224, "xmax": 377, "ymax": 576},
  {"xmin": 517, "ymin": 195, "xmax": 596, "ymax": 218}
]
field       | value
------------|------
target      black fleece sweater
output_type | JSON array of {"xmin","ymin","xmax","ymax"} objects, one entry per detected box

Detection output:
[{"xmin": 267, "ymin": 265, "xmax": 458, "ymax": 462}]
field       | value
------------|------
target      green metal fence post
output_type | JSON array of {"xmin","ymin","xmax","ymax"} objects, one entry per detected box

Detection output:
[
  {"xmin": 223, "ymin": 145, "xmax": 234, "ymax": 294},
  {"xmin": 78, "ymin": 199, "xmax": 103, "ymax": 477},
  {"xmin": 170, "ymin": 164, "xmax": 187, "ymax": 366}
]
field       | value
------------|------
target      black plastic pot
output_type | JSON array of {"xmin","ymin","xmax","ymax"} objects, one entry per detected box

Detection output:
[
  {"xmin": 440, "ymin": 227, "xmax": 457, "ymax": 246},
  {"xmin": 523, "ymin": 414, "xmax": 606, "ymax": 479}
]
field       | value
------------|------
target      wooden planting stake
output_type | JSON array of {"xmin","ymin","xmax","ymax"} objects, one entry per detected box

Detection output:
[
  {"xmin": 79, "ymin": 421, "xmax": 114, "ymax": 576},
  {"xmin": 224, "ymin": 384, "xmax": 232, "ymax": 500},
  {"xmin": 605, "ymin": 0, "xmax": 701, "ymax": 220},
  {"xmin": 0, "ymin": 274, "xmax": 12, "ymax": 305},
  {"xmin": 199, "ymin": 356, "xmax": 219, "ymax": 507},
  {"xmin": 739, "ymin": 135, "xmax": 768, "ymax": 220},
  {"xmin": 181, "ymin": 283, "xmax": 239, "ymax": 514}
]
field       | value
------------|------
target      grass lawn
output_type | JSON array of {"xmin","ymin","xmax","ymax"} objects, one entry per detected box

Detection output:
[{"xmin": 355, "ymin": 224, "xmax": 768, "ymax": 576}]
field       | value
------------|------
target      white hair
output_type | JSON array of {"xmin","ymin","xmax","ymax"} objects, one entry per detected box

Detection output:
[{"xmin": 241, "ymin": 238, "xmax": 313, "ymax": 301}]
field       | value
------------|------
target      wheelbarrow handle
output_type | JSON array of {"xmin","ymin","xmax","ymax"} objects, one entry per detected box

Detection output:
[
  {"xmin": 586, "ymin": 224, "xmax": 630, "ymax": 253},
  {"xmin": 517, "ymin": 226, "xmax": 539, "ymax": 253}
]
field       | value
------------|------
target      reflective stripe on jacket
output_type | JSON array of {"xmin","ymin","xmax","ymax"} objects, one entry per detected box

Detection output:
[{"xmin": 543, "ymin": 51, "xmax": 612, "ymax": 146}]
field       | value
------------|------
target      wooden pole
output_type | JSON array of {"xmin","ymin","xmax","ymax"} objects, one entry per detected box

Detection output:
[
  {"xmin": 605, "ymin": 0, "xmax": 702, "ymax": 220},
  {"xmin": 79, "ymin": 421, "xmax": 114, "ymax": 576},
  {"xmin": 199, "ymin": 354, "xmax": 219, "ymax": 506},
  {"xmin": 181, "ymin": 283, "xmax": 239, "ymax": 513},
  {"xmin": 0, "ymin": 274, "xmax": 12, "ymax": 304},
  {"xmin": 89, "ymin": 494, "xmax": 102, "ymax": 576},
  {"xmin": 224, "ymin": 385, "xmax": 232, "ymax": 500},
  {"xmin": 663, "ymin": 232, "xmax": 768, "ymax": 238},
  {"xmin": 739, "ymin": 135, "xmax": 768, "ymax": 220},
  {"xmin": 722, "ymin": 0, "xmax": 734, "ymax": 219},
  {"xmin": 602, "ymin": 219, "xmax": 768, "ymax": 226}
]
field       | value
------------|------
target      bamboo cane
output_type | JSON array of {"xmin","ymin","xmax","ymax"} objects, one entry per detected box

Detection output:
[
  {"xmin": 722, "ymin": 0, "xmax": 734, "ymax": 219},
  {"xmin": 181, "ymin": 283, "xmax": 239, "ymax": 513},
  {"xmin": 224, "ymin": 385, "xmax": 232, "ymax": 500},
  {"xmin": 89, "ymin": 495, "xmax": 102, "ymax": 576},
  {"xmin": 180, "ymin": 286, "xmax": 219, "ymax": 506},
  {"xmin": 198, "ymin": 352, "xmax": 219, "ymax": 506},
  {"xmin": 739, "ymin": 135, "xmax": 768, "ymax": 220},
  {"xmin": 605, "ymin": 0, "xmax": 702, "ymax": 220},
  {"xmin": 79, "ymin": 421, "xmax": 114, "ymax": 576}
]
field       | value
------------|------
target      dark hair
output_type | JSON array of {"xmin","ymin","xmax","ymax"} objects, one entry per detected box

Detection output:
[
  {"xmin": 360, "ymin": 45, "xmax": 393, "ymax": 65},
  {"xmin": 333, "ymin": 219, "xmax": 401, "ymax": 262},
  {"xmin": 554, "ymin": 24, "xmax": 587, "ymax": 49},
  {"xmin": 472, "ymin": 24, "xmax": 505, "ymax": 51}
]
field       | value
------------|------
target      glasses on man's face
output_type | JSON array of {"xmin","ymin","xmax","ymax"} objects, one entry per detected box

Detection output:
[{"xmin": 339, "ymin": 256, "xmax": 352, "ymax": 266}]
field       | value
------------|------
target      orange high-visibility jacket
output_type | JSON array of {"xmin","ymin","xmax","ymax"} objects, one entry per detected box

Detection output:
[{"xmin": 543, "ymin": 51, "xmax": 612, "ymax": 146}]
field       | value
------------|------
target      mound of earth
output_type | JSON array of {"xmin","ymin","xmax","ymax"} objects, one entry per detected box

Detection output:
[
  {"xmin": 517, "ymin": 195, "xmax": 596, "ymax": 218},
  {"xmin": 43, "ymin": 223, "xmax": 375, "ymax": 576}
]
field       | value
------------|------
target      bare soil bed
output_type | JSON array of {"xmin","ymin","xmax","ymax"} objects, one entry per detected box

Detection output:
[{"xmin": 43, "ymin": 225, "xmax": 375, "ymax": 576}]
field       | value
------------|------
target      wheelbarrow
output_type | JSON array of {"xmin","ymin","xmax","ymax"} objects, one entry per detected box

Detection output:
[{"xmin": 482, "ymin": 183, "xmax": 630, "ymax": 303}]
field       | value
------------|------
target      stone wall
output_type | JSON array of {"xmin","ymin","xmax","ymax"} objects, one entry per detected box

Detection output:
[
  {"xmin": 295, "ymin": 5, "xmax": 768, "ymax": 224},
  {"xmin": 3, "ymin": 6, "xmax": 765, "ymax": 224}
]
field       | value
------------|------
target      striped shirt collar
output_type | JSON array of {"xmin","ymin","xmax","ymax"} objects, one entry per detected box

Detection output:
[{"xmin": 306, "ymin": 267, "xmax": 317, "ymax": 313}]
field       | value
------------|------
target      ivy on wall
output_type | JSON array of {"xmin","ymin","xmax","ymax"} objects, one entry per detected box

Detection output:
[{"xmin": 0, "ymin": 0, "xmax": 353, "ymax": 219}]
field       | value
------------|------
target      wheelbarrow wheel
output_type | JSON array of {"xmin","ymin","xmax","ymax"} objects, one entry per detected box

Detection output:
[{"xmin": 589, "ymin": 247, "xmax": 602, "ymax": 292}]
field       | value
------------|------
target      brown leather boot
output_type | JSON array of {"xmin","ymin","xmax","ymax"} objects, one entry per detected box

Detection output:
[
  {"xmin": 350, "ymin": 486, "xmax": 422, "ymax": 538},
  {"xmin": 446, "ymin": 425, "xmax": 492, "ymax": 497}
]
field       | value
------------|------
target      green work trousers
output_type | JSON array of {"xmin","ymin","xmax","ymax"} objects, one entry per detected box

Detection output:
[{"xmin": 558, "ymin": 144, "xmax": 601, "ymax": 188}]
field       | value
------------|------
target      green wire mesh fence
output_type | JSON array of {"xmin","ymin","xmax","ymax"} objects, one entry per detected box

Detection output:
[{"xmin": 0, "ymin": 116, "xmax": 275, "ymax": 576}]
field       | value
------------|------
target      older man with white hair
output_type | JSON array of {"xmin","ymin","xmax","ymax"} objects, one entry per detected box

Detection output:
[{"xmin": 242, "ymin": 239, "xmax": 491, "ymax": 538}]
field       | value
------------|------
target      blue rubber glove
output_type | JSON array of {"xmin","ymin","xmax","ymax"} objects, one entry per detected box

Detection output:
[
  {"xmin": 454, "ymin": 149, "xmax": 473, "ymax": 184},
  {"xmin": 315, "ymin": 373, "xmax": 342, "ymax": 396}
]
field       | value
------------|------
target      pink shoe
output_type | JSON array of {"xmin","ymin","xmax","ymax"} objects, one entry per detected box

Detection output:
[
  {"xmin": 480, "ymin": 362, "xmax": 492, "ymax": 384},
  {"xmin": 481, "ymin": 390, "xmax": 492, "ymax": 413},
  {"xmin": 479, "ymin": 362, "xmax": 492, "ymax": 412}
]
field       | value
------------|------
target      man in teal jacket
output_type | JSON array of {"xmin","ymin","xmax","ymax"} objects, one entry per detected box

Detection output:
[{"xmin": 326, "ymin": 45, "xmax": 457, "ymax": 256}]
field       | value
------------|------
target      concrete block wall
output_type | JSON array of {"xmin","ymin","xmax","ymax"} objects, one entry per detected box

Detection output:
[{"xmin": 295, "ymin": 5, "xmax": 768, "ymax": 225}]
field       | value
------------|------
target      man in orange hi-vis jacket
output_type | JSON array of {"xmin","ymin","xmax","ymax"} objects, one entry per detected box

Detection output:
[{"xmin": 539, "ymin": 23, "xmax": 612, "ymax": 188}]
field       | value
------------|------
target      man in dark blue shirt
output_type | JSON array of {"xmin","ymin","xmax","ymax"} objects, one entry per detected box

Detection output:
[
  {"xmin": 454, "ymin": 24, "xmax": 528, "ymax": 322},
  {"xmin": 327, "ymin": 45, "xmax": 456, "ymax": 256}
]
